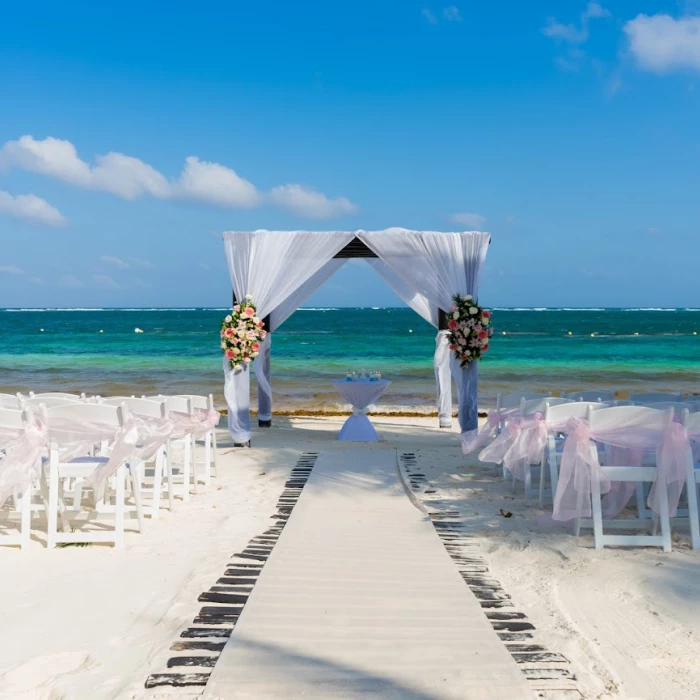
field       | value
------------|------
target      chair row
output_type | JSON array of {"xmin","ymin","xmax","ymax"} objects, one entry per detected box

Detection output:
[
  {"xmin": 0, "ymin": 393, "xmax": 220, "ymax": 550},
  {"xmin": 478, "ymin": 391, "xmax": 700, "ymax": 551}
]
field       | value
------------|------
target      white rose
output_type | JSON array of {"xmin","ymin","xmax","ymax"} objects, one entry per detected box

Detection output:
[
  {"xmin": 245, "ymin": 294, "xmax": 253, "ymax": 300},
  {"xmin": 220, "ymin": 341, "xmax": 227, "ymax": 349},
  {"xmin": 469, "ymin": 307, "xmax": 478, "ymax": 315},
  {"xmin": 234, "ymin": 363, "xmax": 242, "ymax": 371},
  {"xmin": 465, "ymin": 294, "xmax": 472, "ymax": 301},
  {"xmin": 253, "ymin": 316, "xmax": 260, "ymax": 324},
  {"xmin": 225, "ymin": 315, "xmax": 232, "ymax": 323},
  {"xmin": 452, "ymin": 312, "xmax": 459, "ymax": 319}
]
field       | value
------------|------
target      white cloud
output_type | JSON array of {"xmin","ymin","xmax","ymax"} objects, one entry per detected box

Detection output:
[
  {"xmin": 449, "ymin": 212, "xmax": 486, "ymax": 229},
  {"xmin": 28, "ymin": 276, "xmax": 45, "ymax": 285},
  {"xmin": 0, "ymin": 136, "xmax": 354, "ymax": 218},
  {"xmin": 101, "ymin": 255, "xmax": 130, "ymax": 269},
  {"xmin": 0, "ymin": 265, "xmax": 25, "ymax": 275},
  {"xmin": 173, "ymin": 156, "xmax": 260, "ymax": 208},
  {"xmin": 542, "ymin": 2, "xmax": 610, "ymax": 44},
  {"xmin": 422, "ymin": 8, "xmax": 438, "ymax": 24},
  {"xmin": 0, "ymin": 190, "xmax": 67, "ymax": 227},
  {"xmin": 92, "ymin": 273, "xmax": 120, "ymax": 288},
  {"xmin": 58, "ymin": 274, "xmax": 83, "ymax": 288},
  {"xmin": 198, "ymin": 262, "xmax": 211, "ymax": 270},
  {"xmin": 268, "ymin": 185, "xmax": 358, "ymax": 219},
  {"xmin": 624, "ymin": 14, "xmax": 700, "ymax": 74},
  {"xmin": 131, "ymin": 258, "xmax": 152, "ymax": 269},
  {"xmin": 443, "ymin": 5, "xmax": 462, "ymax": 22}
]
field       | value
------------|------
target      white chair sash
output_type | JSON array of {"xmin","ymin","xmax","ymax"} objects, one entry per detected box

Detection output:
[{"xmin": 0, "ymin": 418, "xmax": 47, "ymax": 505}]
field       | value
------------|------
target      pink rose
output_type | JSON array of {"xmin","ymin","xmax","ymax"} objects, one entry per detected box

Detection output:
[
  {"xmin": 225, "ymin": 349, "xmax": 235, "ymax": 359},
  {"xmin": 244, "ymin": 307, "xmax": 255, "ymax": 317},
  {"xmin": 488, "ymin": 328, "xmax": 494, "ymax": 336},
  {"xmin": 477, "ymin": 330, "xmax": 488, "ymax": 341},
  {"xmin": 458, "ymin": 337, "xmax": 467, "ymax": 346},
  {"xmin": 251, "ymin": 342, "xmax": 260, "ymax": 352},
  {"xmin": 482, "ymin": 310, "xmax": 491, "ymax": 319},
  {"xmin": 449, "ymin": 344, "xmax": 458, "ymax": 351},
  {"xmin": 224, "ymin": 328, "xmax": 234, "ymax": 338},
  {"xmin": 482, "ymin": 343, "xmax": 490, "ymax": 352},
  {"xmin": 243, "ymin": 356, "xmax": 251, "ymax": 364},
  {"xmin": 233, "ymin": 305, "xmax": 240, "ymax": 312},
  {"xmin": 447, "ymin": 319, "xmax": 459, "ymax": 330}
]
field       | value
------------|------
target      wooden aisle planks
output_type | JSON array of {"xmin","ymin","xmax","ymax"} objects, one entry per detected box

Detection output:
[
  {"xmin": 144, "ymin": 453, "xmax": 319, "ymax": 690},
  {"xmin": 399, "ymin": 452, "xmax": 583, "ymax": 699}
]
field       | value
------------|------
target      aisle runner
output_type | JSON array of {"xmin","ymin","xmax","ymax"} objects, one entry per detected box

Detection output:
[{"xmin": 204, "ymin": 451, "xmax": 529, "ymax": 699}]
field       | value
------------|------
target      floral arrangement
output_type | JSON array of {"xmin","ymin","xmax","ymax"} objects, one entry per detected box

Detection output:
[
  {"xmin": 447, "ymin": 294, "xmax": 493, "ymax": 367},
  {"xmin": 220, "ymin": 295, "xmax": 267, "ymax": 371}
]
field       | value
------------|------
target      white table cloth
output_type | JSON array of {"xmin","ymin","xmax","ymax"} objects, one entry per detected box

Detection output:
[{"xmin": 332, "ymin": 380, "xmax": 391, "ymax": 442}]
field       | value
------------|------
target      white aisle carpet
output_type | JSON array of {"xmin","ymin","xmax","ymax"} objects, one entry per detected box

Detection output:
[{"xmin": 204, "ymin": 450, "xmax": 530, "ymax": 699}]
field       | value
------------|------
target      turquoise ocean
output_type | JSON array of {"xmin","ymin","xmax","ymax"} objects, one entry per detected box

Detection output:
[{"xmin": 1, "ymin": 308, "xmax": 699, "ymax": 412}]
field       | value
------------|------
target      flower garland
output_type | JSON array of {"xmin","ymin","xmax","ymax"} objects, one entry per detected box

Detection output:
[
  {"xmin": 447, "ymin": 294, "xmax": 493, "ymax": 367},
  {"xmin": 220, "ymin": 295, "xmax": 267, "ymax": 371}
]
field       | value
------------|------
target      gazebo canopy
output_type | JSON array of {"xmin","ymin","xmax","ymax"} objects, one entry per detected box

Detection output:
[{"xmin": 222, "ymin": 229, "xmax": 491, "ymax": 444}]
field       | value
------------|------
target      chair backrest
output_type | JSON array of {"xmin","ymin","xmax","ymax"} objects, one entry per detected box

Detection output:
[
  {"xmin": 629, "ymin": 391, "xmax": 684, "ymax": 403},
  {"xmin": 29, "ymin": 391, "xmax": 86, "ymax": 400},
  {"xmin": 587, "ymin": 405, "xmax": 673, "ymax": 436},
  {"xmin": 102, "ymin": 397, "xmax": 165, "ymax": 419},
  {"xmin": 0, "ymin": 394, "xmax": 22, "ymax": 409},
  {"xmin": 684, "ymin": 410, "xmax": 700, "ymax": 436},
  {"xmin": 46, "ymin": 402, "xmax": 126, "ymax": 426},
  {"xmin": 22, "ymin": 396, "xmax": 83, "ymax": 409},
  {"xmin": 176, "ymin": 394, "xmax": 212, "ymax": 411},
  {"xmin": 520, "ymin": 396, "xmax": 572, "ymax": 417},
  {"xmin": 149, "ymin": 395, "xmax": 192, "ymax": 414},
  {"xmin": 544, "ymin": 401, "xmax": 606, "ymax": 426},
  {"xmin": 633, "ymin": 401, "xmax": 692, "ymax": 418},
  {"xmin": 563, "ymin": 390, "xmax": 615, "ymax": 403},
  {"xmin": 0, "ymin": 406, "xmax": 28, "ymax": 432},
  {"xmin": 497, "ymin": 392, "xmax": 551, "ymax": 411}
]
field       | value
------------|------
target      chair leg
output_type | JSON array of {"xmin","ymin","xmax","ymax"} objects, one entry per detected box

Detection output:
[
  {"xmin": 190, "ymin": 435, "xmax": 200, "ymax": 494},
  {"xmin": 591, "ymin": 476, "xmax": 604, "ymax": 550},
  {"xmin": 687, "ymin": 471, "xmax": 700, "ymax": 550},
  {"xmin": 211, "ymin": 429, "xmax": 218, "ymax": 478},
  {"xmin": 165, "ymin": 445, "xmax": 174, "ymax": 511},
  {"xmin": 20, "ymin": 483, "xmax": 32, "ymax": 550},
  {"xmin": 47, "ymin": 457, "xmax": 59, "ymax": 549},
  {"xmin": 204, "ymin": 431, "xmax": 212, "ymax": 486},
  {"xmin": 130, "ymin": 463, "xmax": 145, "ymax": 534},
  {"xmin": 114, "ymin": 465, "xmax": 126, "ymax": 549},
  {"xmin": 151, "ymin": 450, "xmax": 163, "ymax": 519},
  {"xmin": 182, "ymin": 438, "xmax": 191, "ymax": 502}
]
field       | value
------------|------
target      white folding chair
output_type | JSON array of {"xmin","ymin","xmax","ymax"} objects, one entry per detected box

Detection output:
[
  {"xmin": 0, "ymin": 406, "xmax": 35, "ymax": 549},
  {"xmin": 629, "ymin": 391, "xmax": 683, "ymax": 403},
  {"xmin": 574, "ymin": 405, "xmax": 674, "ymax": 551},
  {"xmin": 148, "ymin": 395, "xmax": 198, "ymax": 501},
  {"xmin": 29, "ymin": 392, "xmax": 86, "ymax": 401},
  {"xmin": 562, "ymin": 390, "xmax": 615, "ymax": 403},
  {"xmin": 102, "ymin": 397, "xmax": 173, "ymax": 518},
  {"xmin": 176, "ymin": 394, "xmax": 218, "ymax": 486},
  {"xmin": 22, "ymin": 396, "xmax": 83, "ymax": 410},
  {"xmin": 0, "ymin": 394, "xmax": 22, "ymax": 409},
  {"xmin": 45, "ymin": 402, "xmax": 144, "ymax": 549}
]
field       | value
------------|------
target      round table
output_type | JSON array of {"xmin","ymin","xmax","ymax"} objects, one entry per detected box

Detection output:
[{"xmin": 331, "ymin": 379, "xmax": 391, "ymax": 442}]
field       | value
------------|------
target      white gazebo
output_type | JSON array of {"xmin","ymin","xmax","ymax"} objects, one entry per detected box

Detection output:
[{"xmin": 223, "ymin": 229, "xmax": 490, "ymax": 444}]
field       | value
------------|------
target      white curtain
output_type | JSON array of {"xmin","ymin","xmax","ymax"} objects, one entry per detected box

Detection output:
[
  {"xmin": 254, "ymin": 258, "xmax": 347, "ymax": 422},
  {"xmin": 223, "ymin": 231, "xmax": 354, "ymax": 442},
  {"xmin": 360, "ymin": 229, "xmax": 490, "ymax": 431},
  {"xmin": 368, "ymin": 259, "xmax": 452, "ymax": 427}
]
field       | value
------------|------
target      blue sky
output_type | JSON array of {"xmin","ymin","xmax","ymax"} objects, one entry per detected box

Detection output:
[{"xmin": 1, "ymin": 1, "xmax": 699, "ymax": 308}]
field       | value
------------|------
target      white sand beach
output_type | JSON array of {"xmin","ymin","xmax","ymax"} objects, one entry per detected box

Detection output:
[{"xmin": 1, "ymin": 416, "xmax": 699, "ymax": 699}]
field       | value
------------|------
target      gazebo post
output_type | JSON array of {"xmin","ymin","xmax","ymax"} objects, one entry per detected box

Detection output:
[
  {"xmin": 258, "ymin": 314, "xmax": 272, "ymax": 428},
  {"xmin": 436, "ymin": 309, "xmax": 453, "ymax": 429}
]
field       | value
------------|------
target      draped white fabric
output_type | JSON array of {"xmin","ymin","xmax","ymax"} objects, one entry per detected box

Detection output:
[
  {"xmin": 368, "ymin": 259, "xmax": 453, "ymax": 427},
  {"xmin": 360, "ymin": 229, "xmax": 490, "ymax": 430},
  {"xmin": 223, "ymin": 231, "xmax": 354, "ymax": 442},
  {"xmin": 366, "ymin": 259, "xmax": 437, "ymax": 327},
  {"xmin": 253, "ymin": 258, "xmax": 347, "ymax": 422}
]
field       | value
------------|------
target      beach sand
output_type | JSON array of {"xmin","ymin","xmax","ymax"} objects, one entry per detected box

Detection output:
[{"xmin": 1, "ymin": 416, "xmax": 699, "ymax": 699}]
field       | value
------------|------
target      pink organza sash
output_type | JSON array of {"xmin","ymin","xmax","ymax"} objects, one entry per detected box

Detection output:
[
  {"xmin": 552, "ymin": 416, "xmax": 691, "ymax": 521},
  {"xmin": 168, "ymin": 408, "xmax": 220, "ymax": 440},
  {"xmin": 460, "ymin": 411, "xmax": 502, "ymax": 454},
  {"xmin": 0, "ymin": 418, "xmax": 48, "ymax": 504}
]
